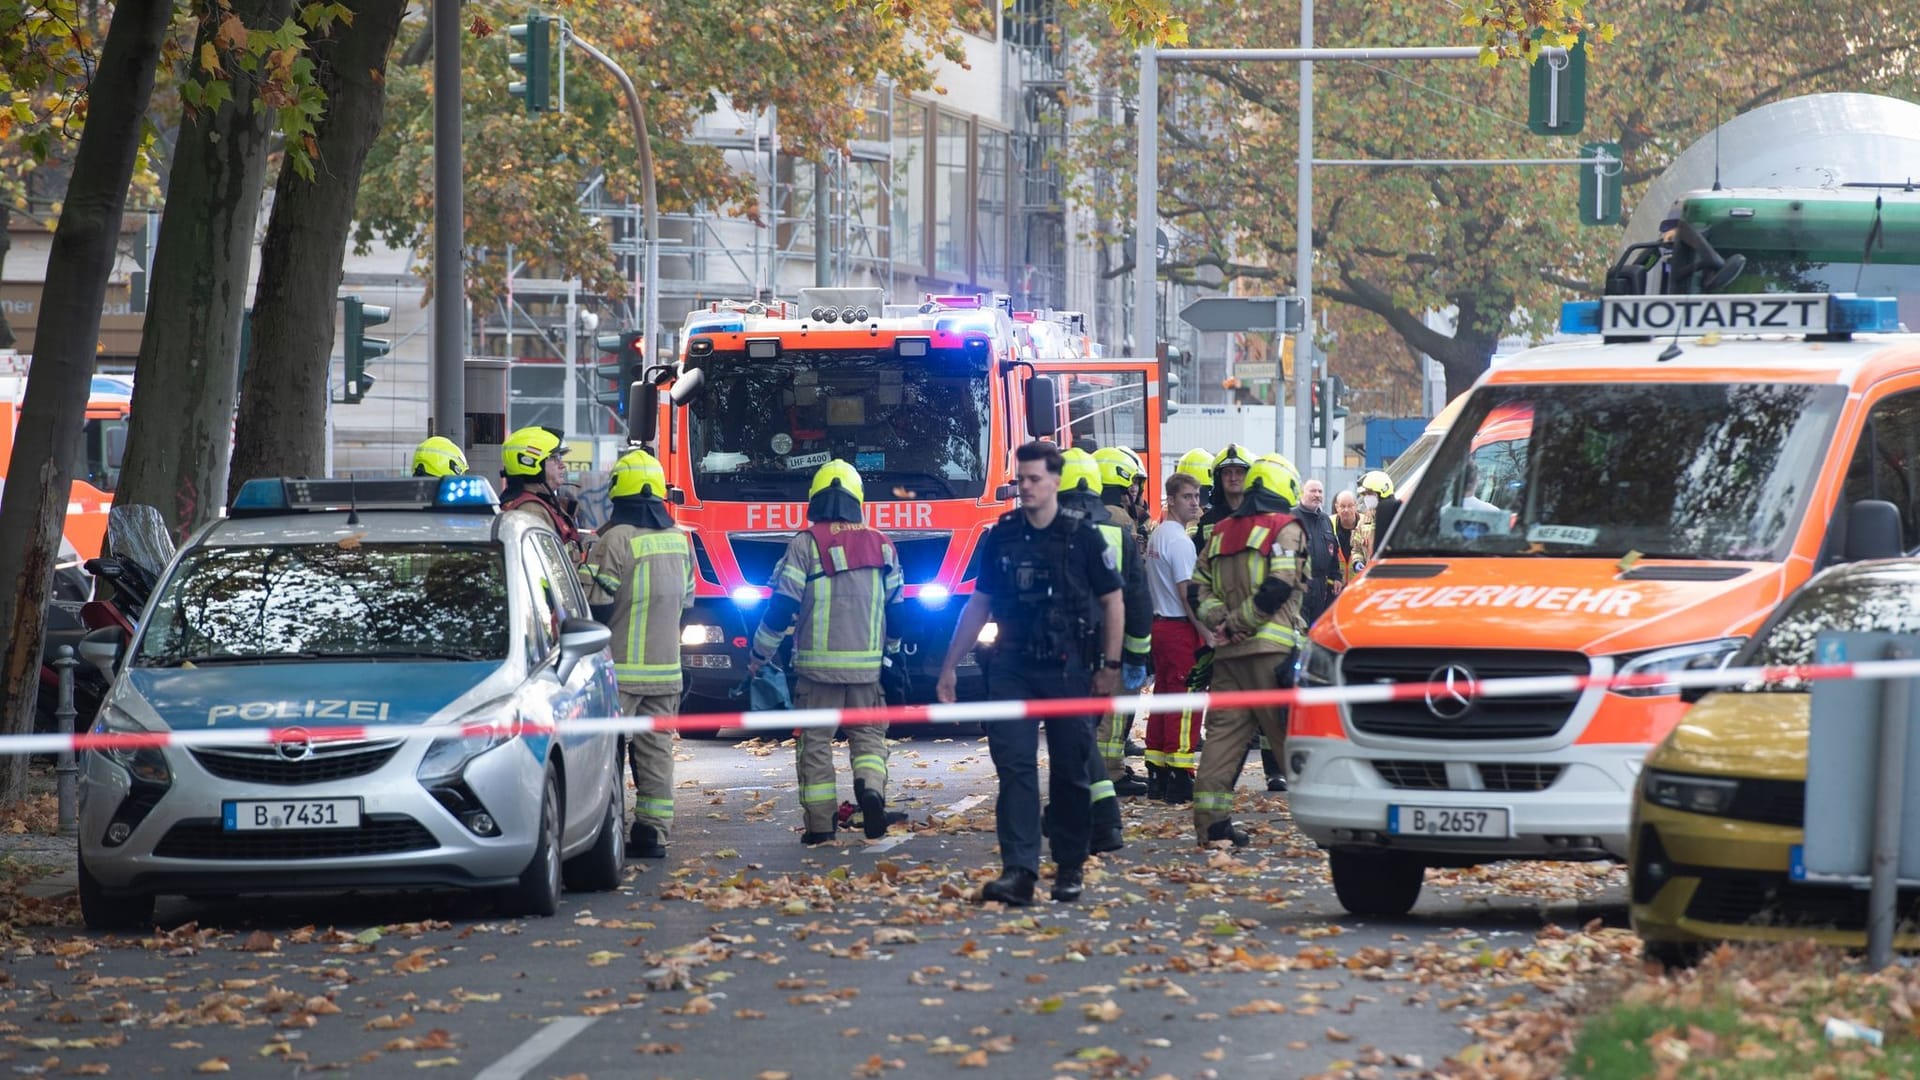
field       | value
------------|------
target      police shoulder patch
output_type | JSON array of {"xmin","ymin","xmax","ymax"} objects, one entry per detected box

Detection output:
[{"xmin": 1100, "ymin": 544, "xmax": 1118, "ymax": 571}]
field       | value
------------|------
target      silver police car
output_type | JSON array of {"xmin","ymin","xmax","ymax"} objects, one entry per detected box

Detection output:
[{"xmin": 77, "ymin": 476, "xmax": 626, "ymax": 929}]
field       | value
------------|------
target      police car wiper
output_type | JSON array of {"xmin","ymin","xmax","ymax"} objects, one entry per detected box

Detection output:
[
  {"xmin": 144, "ymin": 650, "xmax": 326, "ymax": 667},
  {"xmin": 328, "ymin": 648, "xmax": 494, "ymax": 662}
]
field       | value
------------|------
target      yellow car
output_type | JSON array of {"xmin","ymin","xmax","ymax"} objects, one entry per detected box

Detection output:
[{"xmin": 1630, "ymin": 559, "xmax": 1920, "ymax": 965}]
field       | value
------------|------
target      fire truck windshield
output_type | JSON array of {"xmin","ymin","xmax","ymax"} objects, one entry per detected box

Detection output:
[{"xmin": 686, "ymin": 349, "xmax": 990, "ymax": 502}]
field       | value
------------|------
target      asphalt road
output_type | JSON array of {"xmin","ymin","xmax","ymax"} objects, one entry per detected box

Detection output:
[{"xmin": 0, "ymin": 735, "xmax": 1633, "ymax": 1079}]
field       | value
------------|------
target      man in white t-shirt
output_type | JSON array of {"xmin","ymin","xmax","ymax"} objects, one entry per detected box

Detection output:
[{"xmin": 1144, "ymin": 471, "xmax": 1212, "ymax": 803}]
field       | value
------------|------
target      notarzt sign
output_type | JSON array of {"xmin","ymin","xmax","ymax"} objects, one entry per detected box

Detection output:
[{"xmin": 1601, "ymin": 294, "xmax": 1827, "ymax": 336}]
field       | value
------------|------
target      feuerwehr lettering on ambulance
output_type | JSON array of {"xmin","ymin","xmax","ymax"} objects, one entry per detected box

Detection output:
[{"xmin": 1352, "ymin": 584, "xmax": 1643, "ymax": 616}]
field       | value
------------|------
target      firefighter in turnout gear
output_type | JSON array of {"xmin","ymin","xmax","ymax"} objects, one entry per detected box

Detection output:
[
  {"xmin": 1059, "ymin": 450, "xmax": 1152, "ymax": 850},
  {"xmin": 1190, "ymin": 458, "xmax": 1307, "ymax": 847},
  {"xmin": 748, "ymin": 460, "xmax": 906, "ymax": 845},
  {"xmin": 501, "ymin": 426, "xmax": 585, "ymax": 557},
  {"xmin": 580, "ymin": 448, "xmax": 694, "ymax": 859},
  {"xmin": 1091, "ymin": 445, "xmax": 1153, "ymax": 784},
  {"xmin": 1094, "ymin": 445, "xmax": 1150, "ymax": 549}
]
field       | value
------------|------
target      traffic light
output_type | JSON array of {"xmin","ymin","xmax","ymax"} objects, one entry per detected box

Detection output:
[
  {"xmin": 1312, "ymin": 376, "xmax": 1348, "ymax": 449},
  {"xmin": 1527, "ymin": 37, "xmax": 1586, "ymax": 136},
  {"xmin": 342, "ymin": 295, "xmax": 391, "ymax": 405},
  {"xmin": 594, "ymin": 329, "xmax": 644, "ymax": 415},
  {"xmin": 1579, "ymin": 140, "xmax": 1623, "ymax": 226},
  {"xmin": 507, "ymin": 13, "xmax": 552, "ymax": 114}
]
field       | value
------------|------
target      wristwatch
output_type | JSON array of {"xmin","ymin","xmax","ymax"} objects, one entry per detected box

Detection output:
[{"xmin": 1097, "ymin": 657, "xmax": 1123, "ymax": 671}]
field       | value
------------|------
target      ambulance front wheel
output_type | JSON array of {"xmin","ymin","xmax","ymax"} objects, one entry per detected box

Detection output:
[{"xmin": 1328, "ymin": 849, "xmax": 1424, "ymax": 918}]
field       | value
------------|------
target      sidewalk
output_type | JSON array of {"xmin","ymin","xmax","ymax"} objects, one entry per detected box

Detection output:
[{"xmin": 0, "ymin": 763, "xmax": 80, "ymax": 900}]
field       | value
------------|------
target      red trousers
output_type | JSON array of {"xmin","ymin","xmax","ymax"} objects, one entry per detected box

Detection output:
[{"xmin": 1147, "ymin": 617, "xmax": 1203, "ymax": 771}]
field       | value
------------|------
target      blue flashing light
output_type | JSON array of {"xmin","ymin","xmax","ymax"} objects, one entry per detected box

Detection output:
[
  {"xmin": 686, "ymin": 319, "xmax": 744, "ymax": 335},
  {"xmin": 1559, "ymin": 301, "xmax": 1602, "ymax": 335},
  {"xmin": 918, "ymin": 583, "xmax": 952, "ymax": 609},
  {"xmin": 1828, "ymin": 295, "xmax": 1902, "ymax": 334},
  {"xmin": 231, "ymin": 478, "xmax": 289, "ymax": 512},
  {"xmin": 436, "ymin": 475, "xmax": 499, "ymax": 508},
  {"xmin": 730, "ymin": 585, "xmax": 764, "ymax": 607}
]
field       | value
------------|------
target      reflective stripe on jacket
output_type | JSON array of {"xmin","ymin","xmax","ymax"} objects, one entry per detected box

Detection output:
[
  {"xmin": 1193, "ymin": 516, "xmax": 1307, "ymax": 660},
  {"xmin": 754, "ymin": 527, "xmax": 904, "ymax": 684},
  {"xmin": 581, "ymin": 525, "xmax": 695, "ymax": 692}
]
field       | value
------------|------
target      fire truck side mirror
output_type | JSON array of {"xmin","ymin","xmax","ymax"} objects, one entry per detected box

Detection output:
[
  {"xmin": 1025, "ymin": 377, "xmax": 1057, "ymax": 442},
  {"xmin": 628, "ymin": 381, "xmax": 659, "ymax": 444},
  {"xmin": 668, "ymin": 486, "xmax": 686, "ymax": 505},
  {"xmin": 994, "ymin": 483, "xmax": 1015, "ymax": 502}
]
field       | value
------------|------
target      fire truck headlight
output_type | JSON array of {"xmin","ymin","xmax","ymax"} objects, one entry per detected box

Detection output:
[
  {"xmin": 681, "ymin": 624, "xmax": 724, "ymax": 646},
  {"xmin": 918, "ymin": 584, "xmax": 951, "ymax": 609},
  {"xmin": 730, "ymin": 586, "xmax": 764, "ymax": 607}
]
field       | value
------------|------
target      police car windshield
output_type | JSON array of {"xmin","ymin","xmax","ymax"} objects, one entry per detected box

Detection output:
[
  {"xmin": 686, "ymin": 349, "xmax": 989, "ymax": 502},
  {"xmin": 134, "ymin": 543, "xmax": 509, "ymax": 666},
  {"xmin": 1384, "ymin": 382, "xmax": 1843, "ymax": 562}
]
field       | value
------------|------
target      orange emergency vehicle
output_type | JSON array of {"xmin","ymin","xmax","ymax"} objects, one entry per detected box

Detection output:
[
  {"xmin": 1288, "ymin": 279, "xmax": 1916, "ymax": 917},
  {"xmin": 630, "ymin": 287, "xmax": 1160, "ymax": 705},
  {"xmin": 0, "ymin": 373, "xmax": 133, "ymax": 559}
]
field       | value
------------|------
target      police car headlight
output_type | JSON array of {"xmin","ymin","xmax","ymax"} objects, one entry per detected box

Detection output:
[
  {"xmin": 416, "ymin": 704, "xmax": 519, "ymax": 782},
  {"xmin": 96, "ymin": 707, "xmax": 171, "ymax": 785},
  {"xmin": 1299, "ymin": 640, "xmax": 1340, "ymax": 687},
  {"xmin": 1614, "ymin": 638, "xmax": 1745, "ymax": 697}
]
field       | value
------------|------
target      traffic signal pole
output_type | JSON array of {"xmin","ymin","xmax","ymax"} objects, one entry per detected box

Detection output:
[
  {"xmin": 1139, "ymin": 32, "xmax": 1569, "ymax": 480},
  {"xmin": 431, "ymin": 0, "xmax": 465, "ymax": 444}
]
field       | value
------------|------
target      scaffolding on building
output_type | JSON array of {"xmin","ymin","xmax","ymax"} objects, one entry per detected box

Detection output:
[{"xmin": 1008, "ymin": 0, "xmax": 1068, "ymax": 317}]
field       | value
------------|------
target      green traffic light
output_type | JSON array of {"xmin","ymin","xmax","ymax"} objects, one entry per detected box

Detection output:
[{"xmin": 506, "ymin": 13, "xmax": 551, "ymax": 114}]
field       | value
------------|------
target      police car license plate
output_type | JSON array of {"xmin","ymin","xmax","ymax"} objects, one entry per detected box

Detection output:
[
  {"xmin": 223, "ymin": 798, "xmax": 362, "ymax": 832},
  {"xmin": 1388, "ymin": 805, "xmax": 1509, "ymax": 839}
]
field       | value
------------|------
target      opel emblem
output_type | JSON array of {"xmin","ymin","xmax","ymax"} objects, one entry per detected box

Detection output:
[
  {"xmin": 1424, "ymin": 665, "xmax": 1475, "ymax": 720},
  {"xmin": 275, "ymin": 727, "xmax": 315, "ymax": 763}
]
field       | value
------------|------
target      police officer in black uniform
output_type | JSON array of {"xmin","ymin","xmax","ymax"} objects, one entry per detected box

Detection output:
[{"xmin": 938, "ymin": 441, "xmax": 1126, "ymax": 906}]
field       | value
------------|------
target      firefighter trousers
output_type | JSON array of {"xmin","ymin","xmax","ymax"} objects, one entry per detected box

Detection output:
[
  {"xmin": 1191, "ymin": 654, "xmax": 1287, "ymax": 841},
  {"xmin": 793, "ymin": 677, "xmax": 888, "ymax": 835},
  {"xmin": 619, "ymin": 690, "xmax": 678, "ymax": 841}
]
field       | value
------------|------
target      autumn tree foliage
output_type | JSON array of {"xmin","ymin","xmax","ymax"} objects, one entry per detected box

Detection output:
[
  {"xmin": 1065, "ymin": 0, "xmax": 1920, "ymax": 402},
  {"xmin": 354, "ymin": 0, "xmax": 977, "ymax": 309}
]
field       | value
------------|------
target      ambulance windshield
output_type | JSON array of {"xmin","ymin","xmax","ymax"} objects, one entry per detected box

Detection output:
[
  {"xmin": 686, "ymin": 349, "xmax": 990, "ymax": 502},
  {"xmin": 1384, "ymin": 382, "xmax": 1844, "ymax": 562}
]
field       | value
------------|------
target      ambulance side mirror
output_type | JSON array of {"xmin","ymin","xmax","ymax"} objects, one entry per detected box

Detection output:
[
  {"xmin": 1845, "ymin": 499, "xmax": 1902, "ymax": 562},
  {"xmin": 1025, "ymin": 377, "xmax": 1057, "ymax": 441}
]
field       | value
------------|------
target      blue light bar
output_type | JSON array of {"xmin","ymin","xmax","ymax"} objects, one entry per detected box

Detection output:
[
  {"xmin": 1829, "ymin": 295, "xmax": 1902, "ymax": 334},
  {"xmin": 685, "ymin": 318, "xmax": 744, "ymax": 335},
  {"xmin": 730, "ymin": 585, "xmax": 764, "ymax": 607},
  {"xmin": 1559, "ymin": 301, "xmax": 1602, "ymax": 335},
  {"xmin": 918, "ymin": 583, "xmax": 952, "ymax": 609},
  {"xmin": 436, "ymin": 476, "xmax": 500, "ymax": 508},
  {"xmin": 231, "ymin": 478, "xmax": 289, "ymax": 512}
]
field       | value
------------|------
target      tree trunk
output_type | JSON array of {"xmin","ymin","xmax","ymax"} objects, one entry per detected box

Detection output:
[
  {"xmin": 0, "ymin": 0, "xmax": 171, "ymax": 802},
  {"xmin": 0, "ymin": 204, "xmax": 14, "ymax": 350},
  {"xmin": 1434, "ymin": 331, "xmax": 1500, "ymax": 401},
  {"xmin": 115, "ymin": 0, "xmax": 292, "ymax": 536},
  {"xmin": 229, "ymin": 0, "xmax": 406, "ymax": 499}
]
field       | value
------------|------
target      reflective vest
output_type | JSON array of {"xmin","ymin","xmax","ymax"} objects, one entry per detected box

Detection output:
[
  {"xmin": 755, "ymin": 524, "xmax": 903, "ymax": 684},
  {"xmin": 1197, "ymin": 512, "xmax": 1307, "ymax": 658},
  {"xmin": 581, "ymin": 524, "xmax": 694, "ymax": 692}
]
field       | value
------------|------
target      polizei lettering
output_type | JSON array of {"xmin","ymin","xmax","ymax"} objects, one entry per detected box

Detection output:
[
  {"xmin": 744, "ymin": 501, "xmax": 935, "ymax": 530},
  {"xmin": 1351, "ymin": 585, "xmax": 1643, "ymax": 616},
  {"xmin": 206, "ymin": 700, "xmax": 393, "ymax": 724},
  {"xmin": 1600, "ymin": 293, "xmax": 1827, "ymax": 337}
]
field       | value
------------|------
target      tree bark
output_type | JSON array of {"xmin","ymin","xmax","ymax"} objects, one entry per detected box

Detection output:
[
  {"xmin": 115, "ymin": 0, "xmax": 292, "ymax": 536},
  {"xmin": 0, "ymin": 0, "xmax": 171, "ymax": 802},
  {"xmin": 229, "ymin": 0, "xmax": 406, "ymax": 499},
  {"xmin": 0, "ymin": 204, "xmax": 14, "ymax": 350}
]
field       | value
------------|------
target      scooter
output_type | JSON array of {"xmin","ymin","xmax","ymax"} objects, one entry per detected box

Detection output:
[{"xmin": 35, "ymin": 506, "xmax": 173, "ymax": 733}]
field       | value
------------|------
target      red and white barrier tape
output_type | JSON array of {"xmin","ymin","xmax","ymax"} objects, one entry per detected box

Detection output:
[{"xmin": 13, "ymin": 656, "xmax": 1920, "ymax": 755}]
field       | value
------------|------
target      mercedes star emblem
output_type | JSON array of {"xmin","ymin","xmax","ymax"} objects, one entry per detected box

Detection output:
[{"xmin": 1424, "ymin": 665, "xmax": 1475, "ymax": 720}]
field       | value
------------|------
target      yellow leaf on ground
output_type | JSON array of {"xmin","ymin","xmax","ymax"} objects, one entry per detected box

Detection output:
[{"xmin": 194, "ymin": 1061, "xmax": 230, "ymax": 1074}]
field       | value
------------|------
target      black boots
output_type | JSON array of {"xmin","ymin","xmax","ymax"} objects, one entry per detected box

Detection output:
[
  {"xmin": 855, "ymin": 779, "xmax": 890, "ymax": 840},
  {"xmin": 1090, "ymin": 796, "xmax": 1125, "ymax": 855},
  {"xmin": 629, "ymin": 822, "xmax": 667, "ymax": 859},
  {"xmin": 980, "ymin": 867, "xmax": 1038, "ymax": 905},
  {"xmin": 1163, "ymin": 769, "xmax": 1194, "ymax": 805},
  {"xmin": 1205, "ymin": 819, "xmax": 1251, "ymax": 848},
  {"xmin": 1112, "ymin": 768, "xmax": 1149, "ymax": 797},
  {"xmin": 1145, "ymin": 765, "xmax": 1168, "ymax": 801},
  {"xmin": 801, "ymin": 829, "xmax": 836, "ymax": 846},
  {"xmin": 1051, "ymin": 863, "xmax": 1085, "ymax": 903},
  {"xmin": 1261, "ymin": 747, "xmax": 1286, "ymax": 791}
]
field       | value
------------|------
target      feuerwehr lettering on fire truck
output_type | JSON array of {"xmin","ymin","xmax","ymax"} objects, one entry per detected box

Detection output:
[
  {"xmin": 744, "ymin": 502, "xmax": 936, "ymax": 530},
  {"xmin": 1351, "ymin": 584, "xmax": 1643, "ymax": 616}
]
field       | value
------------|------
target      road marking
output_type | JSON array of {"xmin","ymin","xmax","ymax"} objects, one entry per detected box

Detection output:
[
  {"xmin": 866, "ymin": 794, "xmax": 986, "ymax": 852},
  {"xmin": 472, "ymin": 1017, "xmax": 597, "ymax": 1080}
]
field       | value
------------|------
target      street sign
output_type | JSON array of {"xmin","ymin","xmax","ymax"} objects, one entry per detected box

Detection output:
[
  {"xmin": 1179, "ymin": 296, "xmax": 1306, "ymax": 334},
  {"xmin": 1579, "ymin": 140, "xmax": 1622, "ymax": 226}
]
